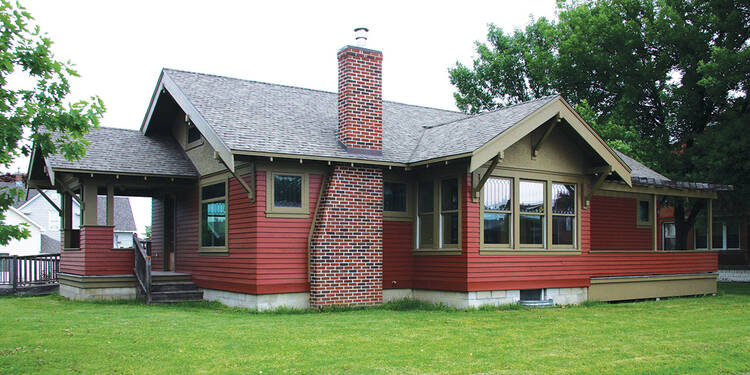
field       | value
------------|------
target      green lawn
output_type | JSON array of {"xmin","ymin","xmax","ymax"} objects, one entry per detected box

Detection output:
[{"xmin": 1, "ymin": 284, "xmax": 749, "ymax": 375}]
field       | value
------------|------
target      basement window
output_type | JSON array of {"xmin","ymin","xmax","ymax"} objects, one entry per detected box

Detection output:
[{"xmin": 520, "ymin": 289, "xmax": 543, "ymax": 301}]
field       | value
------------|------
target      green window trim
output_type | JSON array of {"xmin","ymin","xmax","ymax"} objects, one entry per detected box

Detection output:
[
  {"xmin": 265, "ymin": 171, "xmax": 310, "ymax": 218},
  {"xmin": 481, "ymin": 177, "xmax": 512, "ymax": 249},
  {"xmin": 636, "ymin": 199, "xmax": 652, "ymax": 227},
  {"xmin": 199, "ymin": 177, "xmax": 228, "ymax": 254},
  {"xmin": 414, "ymin": 175, "xmax": 462, "ymax": 252},
  {"xmin": 383, "ymin": 180, "xmax": 411, "ymax": 220},
  {"xmin": 479, "ymin": 169, "xmax": 582, "ymax": 254}
]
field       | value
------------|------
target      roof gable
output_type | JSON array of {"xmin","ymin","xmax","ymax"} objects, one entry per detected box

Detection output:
[{"xmin": 468, "ymin": 96, "xmax": 632, "ymax": 186}]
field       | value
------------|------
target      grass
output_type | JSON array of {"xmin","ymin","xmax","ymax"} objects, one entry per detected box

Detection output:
[{"xmin": 1, "ymin": 284, "xmax": 749, "ymax": 374}]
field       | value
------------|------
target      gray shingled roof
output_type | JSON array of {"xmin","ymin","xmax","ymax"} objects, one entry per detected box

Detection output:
[
  {"xmin": 96, "ymin": 196, "xmax": 137, "ymax": 231},
  {"xmin": 45, "ymin": 127, "xmax": 198, "ymax": 177},
  {"xmin": 615, "ymin": 151, "xmax": 670, "ymax": 181},
  {"xmin": 164, "ymin": 69, "xmax": 468, "ymax": 163},
  {"xmin": 410, "ymin": 96, "xmax": 557, "ymax": 162}
]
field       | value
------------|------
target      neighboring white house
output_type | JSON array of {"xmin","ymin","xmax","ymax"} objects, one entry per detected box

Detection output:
[
  {"xmin": 0, "ymin": 206, "xmax": 43, "ymax": 256},
  {"xmin": 17, "ymin": 190, "xmax": 138, "ymax": 251}
]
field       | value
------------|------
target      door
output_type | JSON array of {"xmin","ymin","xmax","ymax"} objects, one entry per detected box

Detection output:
[{"xmin": 164, "ymin": 196, "xmax": 176, "ymax": 271}]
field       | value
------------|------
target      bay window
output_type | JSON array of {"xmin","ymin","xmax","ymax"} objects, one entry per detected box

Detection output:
[
  {"xmin": 551, "ymin": 183, "xmax": 575, "ymax": 246},
  {"xmin": 519, "ymin": 180, "xmax": 545, "ymax": 246},
  {"xmin": 483, "ymin": 178, "xmax": 512, "ymax": 246},
  {"xmin": 481, "ymin": 173, "xmax": 579, "ymax": 252}
]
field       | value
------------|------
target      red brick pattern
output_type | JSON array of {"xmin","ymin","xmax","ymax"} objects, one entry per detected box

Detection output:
[
  {"xmin": 337, "ymin": 47, "xmax": 383, "ymax": 152},
  {"xmin": 309, "ymin": 165, "xmax": 383, "ymax": 307}
]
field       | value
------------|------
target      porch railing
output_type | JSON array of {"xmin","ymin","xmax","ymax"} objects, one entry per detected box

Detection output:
[
  {"xmin": 0, "ymin": 254, "xmax": 60, "ymax": 291},
  {"xmin": 133, "ymin": 233, "xmax": 151, "ymax": 304}
]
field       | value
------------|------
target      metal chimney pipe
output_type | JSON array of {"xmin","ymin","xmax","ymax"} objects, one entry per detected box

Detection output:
[{"xmin": 354, "ymin": 27, "xmax": 369, "ymax": 47}]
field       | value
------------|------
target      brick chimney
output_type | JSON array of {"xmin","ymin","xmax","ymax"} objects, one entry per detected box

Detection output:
[{"xmin": 337, "ymin": 27, "xmax": 383, "ymax": 153}]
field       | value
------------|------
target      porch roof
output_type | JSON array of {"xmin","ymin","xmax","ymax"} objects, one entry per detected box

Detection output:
[{"xmin": 40, "ymin": 127, "xmax": 198, "ymax": 180}]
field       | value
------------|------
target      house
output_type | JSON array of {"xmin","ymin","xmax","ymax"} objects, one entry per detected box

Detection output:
[
  {"xmin": 0, "ymin": 206, "xmax": 43, "ymax": 256},
  {"xmin": 26, "ymin": 31, "xmax": 728, "ymax": 308}
]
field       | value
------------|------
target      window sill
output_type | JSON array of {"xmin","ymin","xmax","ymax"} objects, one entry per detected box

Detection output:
[
  {"xmin": 383, "ymin": 215, "xmax": 412, "ymax": 222},
  {"xmin": 265, "ymin": 211, "xmax": 309, "ymax": 219},
  {"xmin": 62, "ymin": 247, "xmax": 81, "ymax": 252},
  {"xmin": 480, "ymin": 248, "xmax": 581, "ymax": 256},
  {"xmin": 111, "ymin": 247, "xmax": 134, "ymax": 251},
  {"xmin": 412, "ymin": 248, "xmax": 462, "ymax": 256},
  {"xmin": 185, "ymin": 140, "xmax": 204, "ymax": 151},
  {"xmin": 198, "ymin": 251, "xmax": 229, "ymax": 256}
]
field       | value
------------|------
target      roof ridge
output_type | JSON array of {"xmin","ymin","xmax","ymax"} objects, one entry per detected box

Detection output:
[
  {"xmin": 422, "ymin": 95, "xmax": 560, "ymax": 129},
  {"xmin": 162, "ymin": 67, "xmax": 464, "ymax": 115}
]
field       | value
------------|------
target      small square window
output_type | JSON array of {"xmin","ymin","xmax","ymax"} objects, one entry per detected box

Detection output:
[{"xmin": 274, "ymin": 175, "xmax": 302, "ymax": 208}]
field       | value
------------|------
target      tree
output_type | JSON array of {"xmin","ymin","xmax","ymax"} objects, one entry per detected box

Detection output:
[
  {"xmin": 0, "ymin": 0, "xmax": 104, "ymax": 245},
  {"xmin": 450, "ymin": 0, "xmax": 749, "ymax": 247},
  {"xmin": 449, "ymin": 0, "xmax": 749, "ymax": 176}
]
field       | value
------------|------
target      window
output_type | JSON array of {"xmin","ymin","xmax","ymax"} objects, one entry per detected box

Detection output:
[
  {"xmin": 48, "ymin": 211, "xmax": 60, "ymax": 231},
  {"xmin": 417, "ymin": 181, "xmax": 434, "ymax": 248},
  {"xmin": 712, "ymin": 219, "xmax": 741, "ymax": 250},
  {"xmin": 483, "ymin": 178, "xmax": 511, "ymax": 246},
  {"xmin": 441, "ymin": 178, "xmax": 459, "ymax": 247},
  {"xmin": 187, "ymin": 126, "xmax": 201, "ymax": 145},
  {"xmin": 274, "ymin": 175, "xmax": 302, "ymax": 208},
  {"xmin": 552, "ymin": 183, "xmax": 575, "ymax": 246},
  {"xmin": 384, "ymin": 182, "xmax": 407, "ymax": 213},
  {"xmin": 663, "ymin": 222, "xmax": 676, "ymax": 250},
  {"xmin": 200, "ymin": 182, "xmax": 227, "ymax": 249},
  {"xmin": 266, "ymin": 172, "xmax": 309, "ymax": 218},
  {"xmin": 519, "ymin": 180, "xmax": 545, "ymax": 246},
  {"xmin": 637, "ymin": 199, "xmax": 651, "ymax": 227}
]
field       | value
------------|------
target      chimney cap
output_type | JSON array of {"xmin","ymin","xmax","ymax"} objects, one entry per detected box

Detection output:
[{"xmin": 354, "ymin": 27, "xmax": 369, "ymax": 47}]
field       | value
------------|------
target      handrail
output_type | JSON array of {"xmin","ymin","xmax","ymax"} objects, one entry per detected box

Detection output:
[
  {"xmin": 133, "ymin": 233, "xmax": 152, "ymax": 304},
  {"xmin": 0, "ymin": 254, "xmax": 60, "ymax": 289}
]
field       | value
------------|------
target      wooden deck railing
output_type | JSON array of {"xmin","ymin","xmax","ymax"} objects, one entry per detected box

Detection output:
[
  {"xmin": 0, "ymin": 254, "xmax": 60, "ymax": 291},
  {"xmin": 133, "ymin": 233, "xmax": 152, "ymax": 304}
]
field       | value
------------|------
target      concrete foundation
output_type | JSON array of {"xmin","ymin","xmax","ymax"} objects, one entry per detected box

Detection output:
[
  {"xmin": 385, "ymin": 287, "xmax": 587, "ymax": 308},
  {"xmin": 60, "ymin": 284, "xmax": 137, "ymax": 300},
  {"xmin": 202, "ymin": 288, "xmax": 309, "ymax": 311}
]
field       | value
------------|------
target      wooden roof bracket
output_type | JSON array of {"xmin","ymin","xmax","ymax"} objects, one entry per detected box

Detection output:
[
  {"xmin": 219, "ymin": 155, "xmax": 255, "ymax": 202},
  {"xmin": 36, "ymin": 188, "xmax": 62, "ymax": 215},
  {"xmin": 58, "ymin": 180, "xmax": 83, "ymax": 210},
  {"xmin": 584, "ymin": 165, "xmax": 612, "ymax": 208},
  {"xmin": 472, "ymin": 151, "xmax": 504, "ymax": 202},
  {"xmin": 532, "ymin": 113, "xmax": 561, "ymax": 158}
]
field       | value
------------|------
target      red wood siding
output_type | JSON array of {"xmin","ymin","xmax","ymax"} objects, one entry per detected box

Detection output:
[
  {"xmin": 382, "ymin": 220, "xmax": 413, "ymax": 289},
  {"xmin": 60, "ymin": 226, "xmax": 133, "ymax": 276},
  {"xmin": 170, "ymin": 171, "xmax": 321, "ymax": 294},
  {"xmin": 590, "ymin": 195, "xmax": 652, "ymax": 251}
]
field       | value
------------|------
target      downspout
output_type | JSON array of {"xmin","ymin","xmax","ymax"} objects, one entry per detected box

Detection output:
[{"xmin": 308, "ymin": 168, "xmax": 332, "ymax": 283}]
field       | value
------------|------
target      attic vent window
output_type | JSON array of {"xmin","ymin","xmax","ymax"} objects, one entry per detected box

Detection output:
[{"xmin": 187, "ymin": 126, "xmax": 201, "ymax": 145}]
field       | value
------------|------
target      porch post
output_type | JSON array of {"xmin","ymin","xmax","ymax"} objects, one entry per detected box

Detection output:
[
  {"xmin": 106, "ymin": 184, "xmax": 114, "ymax": 227},
  {"xmin": 653, "ymin": 194, "xmax": 658, "ymax": 251},
  {"xmin": 81, "ymin": 182, "xmax": 98, "ymax": 226},
  {"xmin": 62, "ymin": 192, "xmax": 73, "ymax": 248},
  {"xmin": 708, "ymin": 198, "xmax": 713, "ymax": 251}
]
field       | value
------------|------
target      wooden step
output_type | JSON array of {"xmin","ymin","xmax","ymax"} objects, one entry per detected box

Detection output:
[
  {"xmin": 151, "ymin": 290, "xmax": 204, "ymax": 303},
  {"xmin": 151, "ymin": 281, "xmax": 200, "ymax": 293}
]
